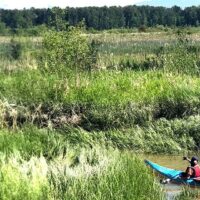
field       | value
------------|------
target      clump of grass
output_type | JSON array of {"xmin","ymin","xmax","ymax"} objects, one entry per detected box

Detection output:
[
  {"xmin": 103, "ymin": 115, "xmax": 197, "ymax": 154},
  {"xmin": 0, "ymin": 126, "xmax": 69, "ymax": 159},
  {"xmin": 0, "ymin": 36, "xmax": 39, "ymax": 73},
  {"xmin": 0, "ymin": 148, "xmax": 164, "ymax": 200},
  {"xmin": 53, "ymin": 153, "xmax": 164, "ymax": 200},
  {"xmin": 175, "ymin": 187, "xmax": 200, "ymax": 200},
  {"xmin": 0, "ymin": 155, "xmax": 50, "ymax": 200}
]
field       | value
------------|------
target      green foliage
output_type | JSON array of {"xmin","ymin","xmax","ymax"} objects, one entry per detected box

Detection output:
[
  {"xmin": 11, "ymin": 25, "xmax": 48, "ymax": 36},
  {"xmin": 9, "ymin": 38, "xmax": 23, "ymax": 60},
  {"xmin": 0, "ymin": 6, "xmax": 200, "ymax": 32},
  {"xmin": 0, "ymin": 22, "xmax": 8, "ymax": 35},
  {"xmin": 2, "ymin": 26, "xmax": 200, "ymax": 200},
  {"xmin": 163, "ymin": 31, "xmax": 199, "ymax": 75},
  {"xmin": 0, "ymin": 116, "xmax": 197, "ymax": 155},
  {"xmin": 2, "ymin": 70, "xmax": 200, "ymax": 129},
  {"xmin": 40, "ymin": 27, "xmax": 96, "ymax": 75},
  {"xmin": 117, "ymin": 56, "xmax": 161, "ymax": 71},
  {"xmin": 0, "ymin": 126, "xmax": 68, "ymax": 159},
  {"xmin": 47, "ymin": 7, "xmax": 69, "ymax": 31}
]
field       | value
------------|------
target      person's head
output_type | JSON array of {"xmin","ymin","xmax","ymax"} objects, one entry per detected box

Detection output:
[{"xmin": 191, "ymin": 156, "xmax": 198, "ymax": 166}]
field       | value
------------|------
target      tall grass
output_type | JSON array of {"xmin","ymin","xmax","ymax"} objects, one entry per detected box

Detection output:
[
  {"xmin": 175, "ymin": 188, "xmax": 200, "ymax": 200},
  {"xmin": 57, "ymin": 153, "xmax": 164, "ymax": 200},
  {"xmin": 0, "ymin": 30, "xmax": 200, "ymax": 199},
  {"xmin": 0, "ymin": 147, "xmax": 164, "ymax": 200},
  {"xmin": 1, "ymin": 70, "xmax": 200, "ymax": 132},
  {"xmin": 0, "ymin": 36, "xmax": 40, "ymax": 72},
  {"xmin": 1, "ymin": 70, "xmax": 200, "ymax": 106},
  {"xmin": 91, "ymin": 31, "xmax": 200, "ymax": 55},
  {"xmin": 1, "ymin": 100, "xmax": 168, "ymax": 198},
  {"xmin": 0, "ymin": 121, "xmax": 195, "ymax": 155}
]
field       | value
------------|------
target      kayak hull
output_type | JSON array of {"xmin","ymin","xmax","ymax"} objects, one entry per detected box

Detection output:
[{"xmin": 145, "ymin": 160, "xmax": 200, "ymax": 187}]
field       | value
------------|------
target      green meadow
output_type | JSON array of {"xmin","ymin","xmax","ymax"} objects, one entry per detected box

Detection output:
[{"xmin": 0, "ymin": 28, "xmax": 200, "ymax": 199}]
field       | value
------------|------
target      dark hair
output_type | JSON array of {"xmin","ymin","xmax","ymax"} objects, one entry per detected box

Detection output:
[{"xmin": 191, "ymin": 156, "xmax": 199, "ymax": 162}]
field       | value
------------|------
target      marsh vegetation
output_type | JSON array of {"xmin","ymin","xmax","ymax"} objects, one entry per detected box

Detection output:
[{"xmin": 0, "ymin": 26, "xmax": 200, "ymax": 199}]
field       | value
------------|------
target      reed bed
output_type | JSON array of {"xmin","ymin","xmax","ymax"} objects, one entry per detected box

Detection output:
[{"xmin": 0, "ymin": 140, "xmax": 164, "ymax": 200}]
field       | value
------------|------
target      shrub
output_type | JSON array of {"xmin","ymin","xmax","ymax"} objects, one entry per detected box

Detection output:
[
  {"xmin": 40, "ymin": 27, "xmax": 97, "ymax": 76},
  {"xmin": 138, "ymin": 25, "xmax": 147, "ymax": 32},
  {"xmin": 9, "ymin": 38, "xmax": 23, "ymax": 60}
]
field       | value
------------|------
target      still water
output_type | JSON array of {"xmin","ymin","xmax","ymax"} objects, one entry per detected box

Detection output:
[{"xmin": 144, "ymin": 155, "xmax": 198, "ymax": 200}]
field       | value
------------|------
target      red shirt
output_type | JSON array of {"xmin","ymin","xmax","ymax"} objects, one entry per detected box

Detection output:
[{"xmin": 192, "ymin": 165, "xmax": 200, "ymax": 177}]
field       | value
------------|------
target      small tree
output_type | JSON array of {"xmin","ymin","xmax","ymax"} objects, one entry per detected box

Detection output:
[
  {"xmin": 40, "ymin": 26, "xmax": 98, "ymax": 83},
  {"xmin": 47, "ymin": 7, "xmax": 68, "ymax": 31}
]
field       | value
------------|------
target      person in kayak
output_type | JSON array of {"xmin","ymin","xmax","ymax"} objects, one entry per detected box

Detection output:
[
  {"xmin": 182, "ymin": 156, "xmax": 200, "ymax": 179},
  {"xmin": 161, "ymin": 156, "xmax": 200, "ymax": 184}
]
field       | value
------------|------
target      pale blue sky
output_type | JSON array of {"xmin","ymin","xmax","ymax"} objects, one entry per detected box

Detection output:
[
  {"xmin": 0, "ymin": 0, "xmax": 199, "ymax": 9},
  {"xmin": 139, "ymin": 0, "xmax": 200, "ymax": 8}
]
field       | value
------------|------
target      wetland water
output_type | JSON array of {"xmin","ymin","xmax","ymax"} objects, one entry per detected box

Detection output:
[{"xmin": 144, "ymin": 155, "xmax": 198, "ymax": 199}]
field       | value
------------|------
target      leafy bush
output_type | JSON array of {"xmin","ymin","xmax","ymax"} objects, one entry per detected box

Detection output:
[
  {"xmin": 9, "ymin": 38, "xmax": 23, "ymax": 60},
  {"xmin": 40, "ymin": 27, "xmax": 97, "ymax": 76}
]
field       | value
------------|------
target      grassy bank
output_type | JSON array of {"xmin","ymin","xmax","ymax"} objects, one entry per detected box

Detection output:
[
  {"xmin": 1, "ymin": 70, "xmax": 200, "ymax": 124},
  {"xmin": 1, "ymin": 69, "xmax": 200, "ymax": 153},
  {"xmin": 175, "ymin": 189, "xmax": 200, "ymax": 200}
]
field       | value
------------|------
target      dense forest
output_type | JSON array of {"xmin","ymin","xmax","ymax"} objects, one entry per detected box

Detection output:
[{"xmin": 0, "ymin": 5, "xmax": 200, "ymax": 31}]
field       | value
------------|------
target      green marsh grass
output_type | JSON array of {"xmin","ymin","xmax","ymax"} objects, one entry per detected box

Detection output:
[
  {"xmin": 0, "ymin": 122, "xmax": 166, "ymax": 199},
  {"xmin": 0, "ymin": 146, "xmax": 164, "ymax": 200},
  {"xmin": 91, "ymin": 31, "xmax": 200, "ymax": 56},
  {"xmin": 175, "ymin": 188, "xmax": 200, "ymax": 200},
  {"xmin": 2, "ymin": 70, "xmax": 200, "ymax": 131},
  {"xmin": 1, "ymin": 70, "xmax": 200, "ymax": 106},
  {"xmin": 0, "ymin": 36, "xmax": 40, "ymax": 72},
  {"xmin": 0, "ymin": 120, "xmax": 195, "ymax": 155},
  {"xmin": 0, "ymin": 30, "xmax": 200, "ymax": 199}
]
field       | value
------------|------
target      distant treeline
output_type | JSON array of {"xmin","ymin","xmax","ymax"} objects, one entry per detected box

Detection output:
[{"xmin": 0, "ymin": 5, "xmax": 200, "ymax": 31}]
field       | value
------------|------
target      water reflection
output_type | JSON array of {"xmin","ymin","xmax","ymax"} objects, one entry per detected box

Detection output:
[
  {"xmin": 144, "ymin": 155, "xmax": 188, "ymax": 170},
  {"xmin": 163, "ymin": 183, "xmax": 182, "ymax": 200}
]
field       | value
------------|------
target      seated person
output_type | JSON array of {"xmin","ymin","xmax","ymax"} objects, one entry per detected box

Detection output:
[
  {"xmin": 182, "ymin": 156, "xmax": 200, "ymax": 179},
  {"xmin": 161, "ymin": 156, "xmax": 200, "ymax": 184}
]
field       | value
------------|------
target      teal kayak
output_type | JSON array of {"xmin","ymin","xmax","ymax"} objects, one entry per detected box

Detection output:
[{"xmin": 145, "ymin": 160, "xmax": 200, "ymax": 187}]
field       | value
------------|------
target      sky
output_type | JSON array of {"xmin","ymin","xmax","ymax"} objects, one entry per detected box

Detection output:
[{"xmin": 0, "ymin": 0, "xmax": 199, "ymax": 9}]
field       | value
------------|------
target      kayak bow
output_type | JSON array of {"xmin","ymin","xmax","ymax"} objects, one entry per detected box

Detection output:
[{"xmin": 145, "ymin": 159, "xmax": 200, "ymax": 187}]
